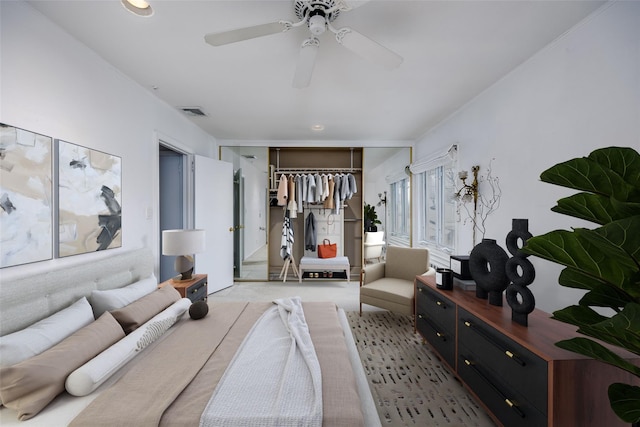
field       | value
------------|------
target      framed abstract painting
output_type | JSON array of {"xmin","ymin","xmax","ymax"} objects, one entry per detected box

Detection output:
[
  {"xmin": 58, "ymin": 140, "xmax": 122, "ymax": 257},
  {"xmin": 0, "ymin": 123, "xmax": 53, "ymax": 268}
]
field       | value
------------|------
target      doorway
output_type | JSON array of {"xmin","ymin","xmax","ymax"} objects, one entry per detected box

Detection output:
[{"xmin": 158, "ymin": 145, "xmax": 187, "ymax": 282}]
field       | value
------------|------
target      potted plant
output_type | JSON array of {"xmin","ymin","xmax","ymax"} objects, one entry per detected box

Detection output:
[
  {"xmin": 363, "ymin": 203, "xmax": 381, "ymax": 232},
  {"xmin": 522, "ymin": 146, "xmax": 640, "ymax": 424}
]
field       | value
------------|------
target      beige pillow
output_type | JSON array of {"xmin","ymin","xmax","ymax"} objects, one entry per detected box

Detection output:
[
  {"xmin": 0, "ymin": 312, "xmax": 125, "ymax": 420},
  {"xmin": 109, "ymin": 285, "xmax": 181, "ymax": 334}
]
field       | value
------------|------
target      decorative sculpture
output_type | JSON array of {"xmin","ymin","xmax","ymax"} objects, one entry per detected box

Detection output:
[
  {"xmin": 505, "ymin": 219, "xmax": 536, "ymax": 326},
  {"xmin": 468, "ymin": 238, "xmax": 509, "ymax": 305}
]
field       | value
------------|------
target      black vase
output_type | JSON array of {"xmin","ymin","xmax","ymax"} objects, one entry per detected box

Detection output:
[{"xmin": 469, "ymin": 238, "xmax": 509, "ymax": 306}]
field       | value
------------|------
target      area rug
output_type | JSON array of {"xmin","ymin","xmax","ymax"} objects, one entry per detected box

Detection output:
[{"xmin": 347, "ymin": 311, "xmax": 497, "ymax": 427}]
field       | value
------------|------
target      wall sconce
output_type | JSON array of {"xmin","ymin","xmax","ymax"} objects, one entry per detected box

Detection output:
[
  {"xmin": 377, "ymin": 191, "xmax": 387, "ymax": 206},
  {"xmin": 456, "ymin": 165, "xmax": 479, "ymax": 208},
  {"xmin": 456, "ymin": 165, "xmax": 480, "ymax": 244}
]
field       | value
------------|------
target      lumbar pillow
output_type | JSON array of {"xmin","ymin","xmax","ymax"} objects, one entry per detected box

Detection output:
[
  {"xmin": 0, "ymin": 297, "xmax": 94, "ymax": 368},
  {"xmin": 189, "ymin": 301, "xmax": 209, "ymax": 320},
  {"xmin": 89, "ymin": 274, "xmax": 157, "ymax": 318},
  {"xmin": 109, "ymin": 285, "xmax": 181, "ymax": 334},
  {"xmin": 0, "ymin": 312, "xmax": 124, "ymax": 420},
  {"xmin": 66, "ymin": 298, "xmax": 191, "ymax": 397}
]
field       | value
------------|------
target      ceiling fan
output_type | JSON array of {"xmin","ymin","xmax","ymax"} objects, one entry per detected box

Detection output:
[{"xmin": 204, "ymin": 0, "xmax": 403, "ymax": 88}]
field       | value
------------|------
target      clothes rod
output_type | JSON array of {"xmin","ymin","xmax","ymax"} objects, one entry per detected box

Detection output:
[{"xmin": 276, "ymin": 167, "xmax": 361, "ymax": 174}]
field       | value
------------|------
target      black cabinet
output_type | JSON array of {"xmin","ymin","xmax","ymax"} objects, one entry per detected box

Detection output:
[{"xmin": 414, "ymin": 275, "xmax": 639, "ymax": 427}]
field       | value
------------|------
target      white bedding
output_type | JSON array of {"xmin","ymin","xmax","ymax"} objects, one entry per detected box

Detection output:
[{"xmin": 0, "ymin": 308, "xmax": 381, "ymax": 427}]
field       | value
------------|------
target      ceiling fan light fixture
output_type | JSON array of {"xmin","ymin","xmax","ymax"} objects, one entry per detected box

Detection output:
[
  {"xmin": 308, "ymin": 14, "xmax": 326, "ymax": 36},
  {"xmin": 121, "ymin": 0, "xmax": 153, "ymax": 17}
]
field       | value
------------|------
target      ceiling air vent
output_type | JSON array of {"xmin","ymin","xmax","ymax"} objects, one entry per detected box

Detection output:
[{"xmin": 178, "ymin": 107, "xmax": 208, "ymax": 117}]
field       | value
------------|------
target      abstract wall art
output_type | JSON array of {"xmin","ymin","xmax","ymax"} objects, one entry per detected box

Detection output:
[
  {"xmin": 58, "ymin": 140, "xmax": 122, "ymax": 257},
  {"xmin": 0, "ymin": 123, "xmax": 54, "ymax": 268}
]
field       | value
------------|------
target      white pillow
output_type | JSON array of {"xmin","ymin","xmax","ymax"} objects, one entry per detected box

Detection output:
[
  {"xmin": 0, "ymin": 297, "xmax": 94, "ymax": 368},
  {"xmin": 65, "ymin": 298, "xmax": 191, "ymax": 396},
  {"xmin": 89, "ymin": 274, "xmax": 157, "ymax": 318}
]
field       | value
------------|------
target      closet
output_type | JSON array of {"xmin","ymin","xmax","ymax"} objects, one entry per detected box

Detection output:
[{"xmin": 268, "ymin": 147, "xmax": 363, "ymax": 280}]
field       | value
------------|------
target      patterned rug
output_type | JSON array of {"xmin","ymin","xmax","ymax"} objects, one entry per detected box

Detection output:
[{"xmin": 347, "ymin": 311, "xmax": 497, "ymax": 427}]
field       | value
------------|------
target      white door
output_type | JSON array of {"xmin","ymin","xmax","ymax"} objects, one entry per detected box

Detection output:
[{"xmin": 194, "ymin": 155, "xmax": 234, "ymax": 294}]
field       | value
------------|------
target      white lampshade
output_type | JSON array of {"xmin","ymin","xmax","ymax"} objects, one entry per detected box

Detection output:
[{"xmin": 162, "ymin": 229, "xmax": 206, "ymax": 256}]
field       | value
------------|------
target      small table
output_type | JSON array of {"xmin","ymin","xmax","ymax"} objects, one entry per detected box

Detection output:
[{"xmin": 159, "ymin": 274, "xmax": 208, "ymax": 303}]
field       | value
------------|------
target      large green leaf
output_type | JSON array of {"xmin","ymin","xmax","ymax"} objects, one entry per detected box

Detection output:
[
  {"xmin": 555, "ymin": 337, "xmax": 640, "ymax": 377},
  {"xmin": 540, "ymin": 156, "xmax": 640, "ymax": 202},
  {"xmin": 551, "ymin": 193, "xmax": 640, "ymax": 225},
  {"xmin": 557, "ymin": 267, "xmax": 608, "ymax": 290},
  {"xmin": 552, "ymin": 305, "xmax": 608, "ymax": 327},
  {"xmin": 588, "ymin": 146, "xmax": 640, "ymax": 189},
  {"xmin": 579, "ymin": 285, "xmax": 632, "ymax": 310},
  {"xmin": 609, "ymin": 383, "xmax": 640, "ymax": 423},
  {"xmin": 586, "ymin": 216, "xmax": 640, "ymax": 263},
  {"xmin": 524, "ymin": 230, "xmax": 634, "ymax": 291},
  {"xmin": 578, "ymin": 303, "xmax": 640, "ymax": 355}
]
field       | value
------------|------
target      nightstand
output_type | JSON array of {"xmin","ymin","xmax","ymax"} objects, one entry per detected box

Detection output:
[{"xmin": 159, "ymin": 274, "xmax": 207, "ymax": 303}]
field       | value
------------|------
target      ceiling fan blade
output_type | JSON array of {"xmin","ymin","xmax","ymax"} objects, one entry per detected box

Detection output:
[
  {"xmin": 293, "ymin": 38, "xmax": 319, "ymax": 88},
  {"xmin": 335, "ymin": 27, "xmax": 403, "ymax": 69},
  {"xmin": 336, "ymin": 0, "xmax": 371, "ymax": 11},
  {"xmin": 205, "ymin": 21, "xmax": 290, "ymax": 46}
]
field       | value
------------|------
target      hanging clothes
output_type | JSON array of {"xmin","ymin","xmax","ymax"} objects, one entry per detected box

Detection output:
[
  {"xmin": 304, "ymin": 212, "xmax": 317, "ymax": 251},
  {"xmin": 324, "ymin": 175, "xmax": 335, "ymax": 209},
  {"xmin": 277, "ymin": 174, "xmax": 288, "ymax": 206},
  {"xmin": 314, "ymin": 173, "xmax": 322, "ymax": 203},
  {"xmin": 287, "ymin": 175, "xmax": 297, "ymax": 218},
  {"xmin": 296, "ymin": 174, "xmax": 304, "ymax": 213},
  {"xmin": 347, "ymin": 173, "xmax": 357, "ymax": 199},
  {"xmin": 306, "ymin": 174, "xmax": 316, "ymax": 205},
  {"xmin": 321, "ymin": 174, "xmax": 329, "ymax": 202},
  {"xmin": 332, "ymin": 174, "xmax": 342, "ymax": 214},
  {"xmin": 280, "ymin": 210, "xmax": 294, "ymax": 260}
]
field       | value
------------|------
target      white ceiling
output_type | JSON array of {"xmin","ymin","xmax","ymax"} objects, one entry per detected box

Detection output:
[{"xmin": 28, "ymin": 0, "xmax": 604, "ymax": 143}]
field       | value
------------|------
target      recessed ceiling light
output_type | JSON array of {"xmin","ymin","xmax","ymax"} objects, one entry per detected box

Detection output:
[
  {"xmin": 311, "ymin": 124, "xmax": 325, "ymax": 132},
  {"xmin": 121, "ymin": 0, "xmax": 153, "ymax": 17}
]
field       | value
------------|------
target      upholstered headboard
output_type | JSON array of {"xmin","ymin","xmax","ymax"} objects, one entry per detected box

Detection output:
[{"xmin": 0, "ymin": 248, "xmax": 154, "ymax": 336}]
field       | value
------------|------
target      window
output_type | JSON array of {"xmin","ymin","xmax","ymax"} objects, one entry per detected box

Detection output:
[
  {"xmin": 413, "ymin": 146, "xmax": 457, "ymax": 255},
  {"xmin": 388, "ymin": 177, "xmax": 410, "ymax": 244}
]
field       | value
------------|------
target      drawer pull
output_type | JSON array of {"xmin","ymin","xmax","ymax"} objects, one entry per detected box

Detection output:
[
  {"xmin": 505, "ymin": 398, "xmax": 514, "ymax": 407},
  {"xmin": 464, "ymin": 359, "xmax": 472, "ymax": 366},
  {"xmin": 462, "ymin": 318, "xmax": 526, "ymax": 367},
  {"xmin": 418, "ymin": 287, "xmax": 423, "ymax": 292},
  {"xmin": 418, "ymin": 314, "xmax": 424, "ymax": 319}
]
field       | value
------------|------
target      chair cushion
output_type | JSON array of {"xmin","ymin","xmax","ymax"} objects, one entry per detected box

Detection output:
[{"xmin": 360, "ymin": 278, "xmax": 414, "ymax": 306}]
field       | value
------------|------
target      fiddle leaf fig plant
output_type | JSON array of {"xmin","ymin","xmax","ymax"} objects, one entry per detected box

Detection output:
[{"xmin": 521, "ymin": 146, "xmax": 640, "ymax": 423}]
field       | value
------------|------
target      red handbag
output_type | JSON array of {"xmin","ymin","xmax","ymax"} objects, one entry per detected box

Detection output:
[{"xmin": 318, "ymin": 239, "xmax": 337, "ymax": 258}]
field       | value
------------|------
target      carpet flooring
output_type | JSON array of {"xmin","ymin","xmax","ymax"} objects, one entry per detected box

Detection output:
[{"xmin": 347, "ymin": 311, "xmax": 497, "ymax": 427}]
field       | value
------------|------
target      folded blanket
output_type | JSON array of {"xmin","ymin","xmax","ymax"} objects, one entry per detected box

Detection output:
[{"xmin": 199, "ymin": 297, "xmax": 322, "ymax": 427}]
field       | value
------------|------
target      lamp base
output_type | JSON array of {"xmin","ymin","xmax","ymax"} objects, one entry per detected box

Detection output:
[{"xmin": 174, "ymin": 255, "xmax": 194, "ymax": 281}]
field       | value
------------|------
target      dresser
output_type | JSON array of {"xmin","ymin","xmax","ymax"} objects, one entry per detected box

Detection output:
[
  {"xmin": 159, "ymin": 274, "xmax": 208, "ymax": 303},
  {"xmin": 414, "ymin": 275, "xmax": 638, "ymax": 427}
]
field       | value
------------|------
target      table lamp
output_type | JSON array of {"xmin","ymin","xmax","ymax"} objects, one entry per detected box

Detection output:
[{"xmin": 162, "ymin": 229, "xmax": 205, "ymax": 281}]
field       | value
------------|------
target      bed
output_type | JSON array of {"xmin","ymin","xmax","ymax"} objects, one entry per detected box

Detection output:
[{"xmin": 0, "ymin": 248, "xmax": 379, "ymax": 426}]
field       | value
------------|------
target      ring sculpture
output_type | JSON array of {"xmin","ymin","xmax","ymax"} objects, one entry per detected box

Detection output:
[
  {"xmin": 468, "ymin": 238, "xmax": 509, "ymax": 306},
  {"xmin": 505, "ymin": 219, "xmax": 536, "ymax": 326}
]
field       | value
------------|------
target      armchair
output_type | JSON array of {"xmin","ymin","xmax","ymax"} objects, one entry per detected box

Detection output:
[
  {"xmin": 359, "ymin": 246, "xmax": 435, "ymax": 316},
  {"xmin": 363, "ymin": 231, "xmax": 385, "ymax": 263}
]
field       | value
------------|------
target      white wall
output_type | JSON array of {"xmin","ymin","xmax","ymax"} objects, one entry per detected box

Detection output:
[
  {"xmin": 413, "ymin": 1, "xmax": 640, "ymax": 313},
  {"xmin": 0, "ymin": 1, "xmax": 217, "ymax": 281}
]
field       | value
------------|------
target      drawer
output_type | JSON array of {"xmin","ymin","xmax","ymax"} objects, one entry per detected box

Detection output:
[
  {"xmin": 458, "ymin": 308, "xmax": 547, "ymax": 413},
  {"xmin": 416, "ymin": 313, "xmax": 455, "ymax": 368},
  {"xmin": 186, "ymin": 280, "xmax": 207, "ymax": 302},
  {"xmin": 416, "ymin": 282, "xmax": 456, "ymax": 331},
  {"xmin": 457, "ymin": 347, "xmax": 547, "ymax": 427}
]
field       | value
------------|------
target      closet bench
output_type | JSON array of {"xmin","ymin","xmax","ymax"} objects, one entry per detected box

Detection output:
[{"xmin": 298, "ymin": 256, "xmax": 350, "ymax": 283}]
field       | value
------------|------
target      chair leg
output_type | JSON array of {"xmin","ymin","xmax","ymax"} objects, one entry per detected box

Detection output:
[{"xmin": 359, "ymin": 302, "xmax": 362, "ymax": 317}]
